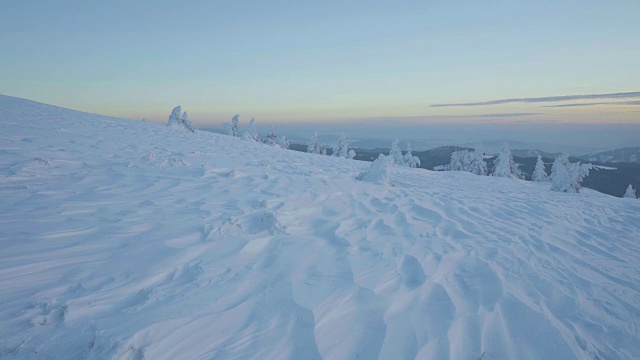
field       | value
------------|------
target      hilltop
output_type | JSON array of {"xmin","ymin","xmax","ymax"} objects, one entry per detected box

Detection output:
[{"xmin": 1, "ymin": 94, "xmax": 639, "ymax": 359}]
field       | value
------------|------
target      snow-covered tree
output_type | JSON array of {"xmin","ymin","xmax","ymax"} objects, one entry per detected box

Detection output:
[
  {"xmin": 491, "ymin": 143, "xmax": 523, "ymax": 178},
  {"xmin": 223, "ymin": 123, "xmax": 233, "ymax": 136},
  {"xmin": 357, "ymin": 154, "xmax": 393, "ymax": 186},
  {"xmin": 265, "ymin": 125, "xmax": 278, "ymax": 146},
  {"xmin": 623, "ymin": 184, "xmax": 637, "ymax": 199},
  {"xmin": 403, "ymin": 142, "xmax": 421, "ymax": 168},
  {"xmin": 167, "ymin": 106, "xmax": 182, "ymax": 127},
  {"xmin": 242, "ymin": 117, "xmax": 260, "ymax": 142},
  {"xmin": 332, "ymin": 134, "xmax": 350, "ymax": 158},
  {"xmin": 532, "ymin": 155, "xmax": 549, "ymax": 182},
  {"xmin": 277, "ymin": 135, "xmax": 290, "ymax": 149},
  {"xmin": 389, "ymin": 139, "xmax": 406, "ymax": 166},
  {"xmin": 167, "ymin": 106, "xmax": 194, "ymax": 132},
  {"xmin": 468, "ymin": 144, "xmax": 487, "ymax": 175},
  {"xmin": 307, "ymin": 132, "xmax": 324, "ymax": 155},
  {"xmin": 550, "ymin": 154, "xmax": 592, "ymax": 193},
  {"xmin": 448, "ymin": 149, "xmax": 470, "ymax": 171},
  {"xmin": 180, "ymin": 111, "xmax": 195, "ymax": 132},
  {"xmin": 231, "ymin": 115, "xmax": 240, "ymax": 137},
  {"xmin": 347, "ymin": 149, "xmax": 356, "ymax": 160}
]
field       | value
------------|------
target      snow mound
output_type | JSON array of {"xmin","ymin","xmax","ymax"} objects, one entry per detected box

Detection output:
[
  {"xmin": 358, "ymin": 154, "xmax": 394, "ymax": 186},
  {"xmin": 1, "ymin": 94, "xmax": 640, "ymax": 360}
]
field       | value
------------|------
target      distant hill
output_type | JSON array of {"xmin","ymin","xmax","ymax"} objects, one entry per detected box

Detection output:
[
  {"xmin": 460, "ymin": 140, "xmax": 601, "ymax": 156},
  {"xmin": 579, "ymin": 147, "xmax": 640, "ymax": 164},
  {"xmin": 294, "ymin": 144, "xmax": 639, "ymax": 198},
  {"xmin": 511, "ymin": 149, "xmax": 562, "ymax": 159}
]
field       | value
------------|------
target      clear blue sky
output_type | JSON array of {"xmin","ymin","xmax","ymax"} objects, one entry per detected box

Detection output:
[{"xmin": 1, "ymin": 0, "xmax": 639, "ymax": 137}]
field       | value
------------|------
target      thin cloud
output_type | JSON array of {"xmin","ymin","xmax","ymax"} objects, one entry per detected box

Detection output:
[
  {"xmin": 431, "ymin": 91, "xmax": 640, "ymax": 107},
  {"xmin": 472, "ymin": 112, "xmax": 540, "ymax": 118},
  {"xmin": 348, "ymin": 112, "xmax": 540, "ymax": 122},
  {"xmin": 543, "ymin": 100, "xmax": 640, "ymax": 108}
]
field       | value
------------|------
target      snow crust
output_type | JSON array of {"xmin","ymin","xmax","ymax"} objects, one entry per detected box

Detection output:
[{"xmin": 1, "ymin": 94, "xmax": 640, "ymax": 359}]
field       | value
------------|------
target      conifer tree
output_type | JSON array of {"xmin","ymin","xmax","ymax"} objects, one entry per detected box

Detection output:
[
  {"xmin": 389, "ymin": 139, "xmax": 406, "ymax": 166},
  {"xmin": 307, "ymin": 132, "xmax": 324, "ymax": 154},
  {"xmin": 468, "ymin": 144, "xmax": 487, "ymax": 175},
  {"xmin": 332, "ymin": 134, "xmax": 350, "ymax": 158},
  {"xmin": 265, "ymin": 125, "xmax": 278, "ymax": 146},
  {"xmin": 277, "ymin": 135, "xmax": 290, "ymax": 149},
  {"xmin": 550, "ymin": 154, "xmax": 592, "ymax": 193},
  {"xmin": 532, "ymin": 155, "xmax": 549, "ymax": 182},
  {"xmin": 491, "ymin": 143, "xmax": 523, "ymax": 178}
]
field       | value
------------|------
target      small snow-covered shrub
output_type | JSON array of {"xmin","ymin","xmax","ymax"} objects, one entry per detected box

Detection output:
[
  {"xmin": 623, "ymin": 184, "xmax": 637, "ymax": 199},
  {"xmin": 357, "ymin": 154, "xmax": 394, "ymax": 186}
]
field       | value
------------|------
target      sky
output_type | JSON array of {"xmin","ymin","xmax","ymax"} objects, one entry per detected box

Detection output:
[{"xmin": 1, "ymin": 0, "xmax": 639, "ymax": 147}]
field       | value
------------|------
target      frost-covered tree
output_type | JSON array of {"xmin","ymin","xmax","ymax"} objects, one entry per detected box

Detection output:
[
  {"xmin": 231, "ymin": 115, "xmax": 240, "ymax": 137},
  {"xmin": 265, "ymin": 125, "xmax": 278, "ymax": 146},
  {"xmin": 277, "ymin": 135, "xmax": 290, "ymax": 149},
  {"xmin": 167, "ymin": 106, "xmax": 182, "ymax": 127},
  {"xmin": 532, "ymin": 155, "xmax": 549, "ymax": 182},
  {"xmin": 180, "ymin": 111, "xmax": 195, "ymax": 132},
  {"xmin": 403, "ymin": 142, "xmax": 421, "ymax": 168},
  {"xmin": 357, "ymin": 154, "xmax": 393, "ymax": 186},
  {"xmin": 550, "ymin": 154, "xmax": 592, "ymax": 193},
  {"xmin": 623, "ymin": 184, "xmax": 637, "ymax": 199},
  {"xmin": 347, "ymin": 149, "xmax": 356, "ymax": 160},
  {"xmin": 448, "ymin": 149, "xmax": 470, "ymax": 171},
  {"xmin": 223, "ymin": 123, "xmax": 233, "ymax": 136},
  {"xmin": 167, "ymin": 106, "xmax": 194, "ymax": 132},
  {"xmin": 331, "ymin": 134, "xmax": 347, "ymax": 158},
  {"xmin": 468, "ymin": 144, "xmax": 487, "ymax": 175},
  {"xmin": 491, "ymin": 143, "xmax": 523, "ymax": 178},
  {"xmin": 389, "ymin": 139, "xmax": 406, "ymax": 166},
  {"xmin": 242, "ymin": 117, "xmax": 260, "ymax": 142},
  {"xmin": 307, "ymin": 132, "xmax": 324, "ymax": 154}
]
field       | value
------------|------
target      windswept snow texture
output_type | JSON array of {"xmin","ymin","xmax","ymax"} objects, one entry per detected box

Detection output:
[{"xmin": 1, "ymin": 94, "xmax": 640, "ymax": 360}]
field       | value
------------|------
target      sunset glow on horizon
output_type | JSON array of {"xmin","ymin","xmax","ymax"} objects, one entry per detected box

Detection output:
[{"xmin": 1, "ymin": 0, "xmax": 638, "ymax": 133}]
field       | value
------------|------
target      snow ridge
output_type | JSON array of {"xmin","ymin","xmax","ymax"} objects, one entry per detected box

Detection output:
[{"xmin": 1, "ymin": 94, "xmax": 640, "ymax": 360}]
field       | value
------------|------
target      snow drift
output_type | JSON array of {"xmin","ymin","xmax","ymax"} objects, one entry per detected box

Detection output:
[{"xmin": 1, "ymin": 94, "xmax": 639, "ymax": 359}]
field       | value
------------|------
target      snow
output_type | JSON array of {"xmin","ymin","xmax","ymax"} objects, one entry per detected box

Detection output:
[
  {"xmin": 1, "ymin": 94, "xmax": 640, "ymax": 359},
  {"xmin": 593, "ymin": 165, "xmax": 617, "ymax": 171}
]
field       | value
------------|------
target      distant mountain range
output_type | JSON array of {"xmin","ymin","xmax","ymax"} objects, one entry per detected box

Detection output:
[
  {"xmin": 580, "ymin": 147, "xmax": 640, "ymax": 164},
  {"xmin": 347, "ymin": 146, "xmax": 640, "ymax": 198},
  {"xmin": 200, "ymin": 127, "xmax": 639, "ymax": 197}
]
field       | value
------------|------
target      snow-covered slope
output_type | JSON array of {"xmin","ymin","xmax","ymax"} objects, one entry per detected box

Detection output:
[{"xmin": 1, "ymin": 94, "xmax": 639, "ymax": 360}]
